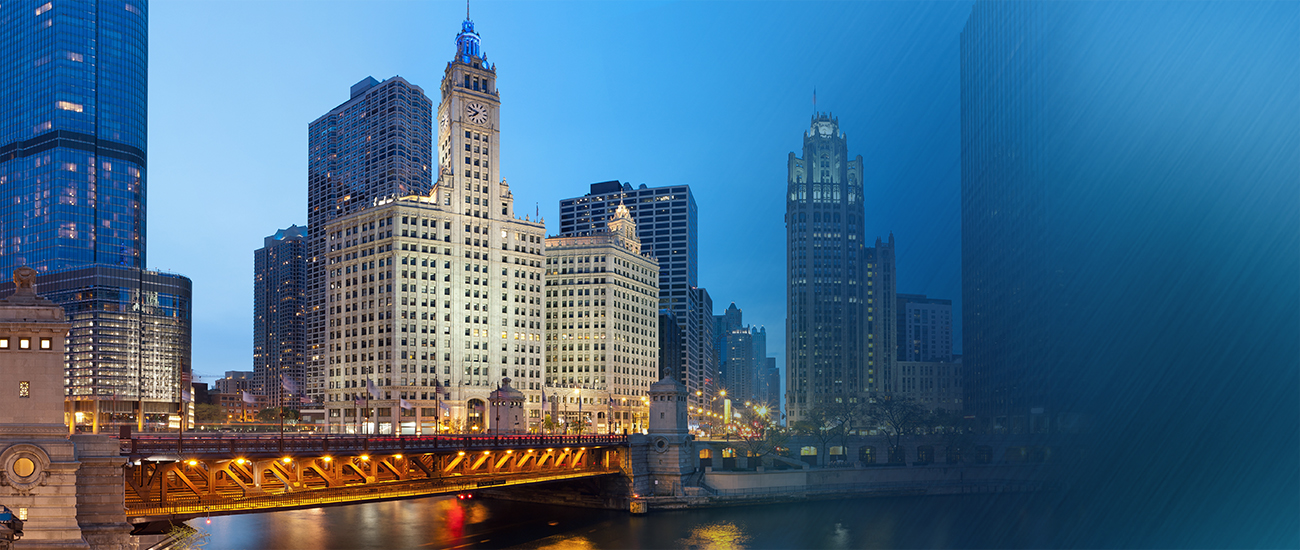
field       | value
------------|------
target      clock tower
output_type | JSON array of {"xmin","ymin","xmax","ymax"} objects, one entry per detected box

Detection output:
[{"xmin": 438, "ymin": 16, "xmax": 511, "ymax": 218}]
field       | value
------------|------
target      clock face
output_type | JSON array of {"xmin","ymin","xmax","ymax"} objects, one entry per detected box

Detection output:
[
  {"xmin": 466, "ymin": 102, "xmax": 489, "ymax": 125},
  {"xmin": 817, "ymin": 122, "xmax": 833, "ymax": 138}
]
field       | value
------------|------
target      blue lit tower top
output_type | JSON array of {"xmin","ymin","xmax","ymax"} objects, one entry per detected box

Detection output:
[{"xmin": 456, "ymin": 17, "xmax": 486, "ymax": 64}]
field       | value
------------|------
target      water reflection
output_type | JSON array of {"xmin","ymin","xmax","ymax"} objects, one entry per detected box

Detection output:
[
  {"xmin": 197, "ymin": 493, "xmax": 1084, "ymax": 550},
  {"xmin": 678, "ymin": 522, "xmax": 749, "ymax": 550}
]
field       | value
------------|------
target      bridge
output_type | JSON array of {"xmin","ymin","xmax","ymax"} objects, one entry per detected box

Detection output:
[{"xmin": 120, "ymin": 433, "xmax": 627, "ymax": 530}]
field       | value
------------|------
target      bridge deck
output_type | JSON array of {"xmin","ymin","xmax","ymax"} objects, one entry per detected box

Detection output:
[{"xmin": 122, "ymin": 433, "xmax": 628, "ymax": 459}]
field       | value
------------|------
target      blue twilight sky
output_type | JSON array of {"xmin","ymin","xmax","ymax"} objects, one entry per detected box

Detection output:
[{"xmin": 146, "ymin": 1, "xmax": 973, "ymax": 383}]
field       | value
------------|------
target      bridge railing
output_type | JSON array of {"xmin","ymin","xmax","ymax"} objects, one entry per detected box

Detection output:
[{"xmin": 121, "ymin": 433, "xmax": 628, "ymax": 458}]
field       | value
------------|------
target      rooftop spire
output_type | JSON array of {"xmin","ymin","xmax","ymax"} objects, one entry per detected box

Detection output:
[{"xmin": 455, "ymin": 5, "xmax": 485, "ymax": 64}]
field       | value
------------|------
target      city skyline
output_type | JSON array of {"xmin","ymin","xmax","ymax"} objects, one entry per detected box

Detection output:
[{"xmin": 142, "ymin": 1, "xmax": 969, "ymax": 381}]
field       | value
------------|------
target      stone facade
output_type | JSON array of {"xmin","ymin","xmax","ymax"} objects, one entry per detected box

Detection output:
[{"xmin": 0, "ymin": 268, "xmax": 132, "ymax": 549}]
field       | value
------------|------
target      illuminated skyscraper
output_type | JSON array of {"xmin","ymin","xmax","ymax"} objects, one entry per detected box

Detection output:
[
  {"xmin": 785, "ymin": 114, "xmax": 894, "ymax": 423},
  {"xmin": 0, "ymin": 0, "xmax": 191, "ymax": 420},
  {"xmin": 254, "ymin": 225, "xmax": 308, "ymax": 408}
]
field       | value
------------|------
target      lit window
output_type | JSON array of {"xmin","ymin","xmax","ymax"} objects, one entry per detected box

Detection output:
[
  {"xmin": 34, "ymin": 2, "xmax": 51, "ymax": 15},
  {"xmin": 40, "ymin": 338, "xmax": 51, "ymax": 350},
  {"xmin": 56, "ymin": 101, "xmax": 83, "ymax": 113},
  {"xmin": 19, "ymin": 338, "xmax": 30, "ymax": 349},
  {"xmin": 19, "ymin": 382, "xmax": 30, "ymax": 398},
  {"xmin": 0, "ymin": 338, "xmax": 7, "ymax": 349}
]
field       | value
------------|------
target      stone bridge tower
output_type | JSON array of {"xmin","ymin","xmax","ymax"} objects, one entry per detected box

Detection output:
[{"xmin": 0, "ymin": 268, "xmax": 132, "ymax": 549}]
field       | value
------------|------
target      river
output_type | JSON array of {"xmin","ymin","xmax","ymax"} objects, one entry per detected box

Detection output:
[{"xmin": 192, "ymin": 492, "xmax": 1080, "ymax": 549}]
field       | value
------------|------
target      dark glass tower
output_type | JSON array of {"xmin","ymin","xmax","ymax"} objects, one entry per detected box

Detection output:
[
  {"xmin": 959, "ymin": 2, "xmax": 1298, "ymax": 543},
  {"xmin": 254, "ymin": 225, "xmax": 307, "ymax": 409},
  {"xmin": 0, "ymin": 0, "xmax": 148, "ymax": 274},
  {"xmin": 305, "ymin": 76, "xmax": 434, "ymax": 404}
]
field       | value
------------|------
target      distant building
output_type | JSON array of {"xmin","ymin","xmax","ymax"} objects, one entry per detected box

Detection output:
[
  {"xmin": 214, "ymin": 371, "xmax": 253, "ymax": 395},
  {"xmin": 896, "ymin": 358, "xmax": 962, "ymax": 414},
  {"xmin": 558, "ymin": 182, "xmax": 711, "ymax": 412},
  {"xmin": 691, "ymin": 287, "xmax": 716, "ymax": 419},
  {"xmin": 658, "ymin": 309, "xmax": 681, "ymax": 381},
  {"xmin": 305, "ymin": 75, "xmax": 435, "ymax": 406},
  {"xmin": 761, "ymin": 357, "xmax": 781, "ymax": 412},
  {"xmin": 192, "ymin": 382, "xmax": 211, "ymax": 406},
  {"xmin": 896, "ymin": 294, "xmax": 952, "ymax": 362},
  {"xmin": 254, "ymin": 225, "xmax": 308, "ymax": 408},
  {"xmin": 214, "ymin": 392, "xmax": 269, "ymax": 423},
  {"xmin": 544, "ymin": 202, "xmax": 659, "ymax": 433}
]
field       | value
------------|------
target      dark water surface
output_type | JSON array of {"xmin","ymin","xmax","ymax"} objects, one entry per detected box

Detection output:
[{"xmin": 194, "ymin": 492, "xmax": 1082, "ymax": 550}]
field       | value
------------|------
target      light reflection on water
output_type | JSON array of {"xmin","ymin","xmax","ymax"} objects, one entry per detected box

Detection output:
[
  {"xmin": 677, "ymin": 521, "xmax": 749, "ymax": 550},
  {"xmin": 194, "ymin": 492, "xmax": 1081, "ymax": 549}
]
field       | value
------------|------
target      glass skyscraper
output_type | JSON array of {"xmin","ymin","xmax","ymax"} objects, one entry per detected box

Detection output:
[
  {"xmin": 0, "ymin": 0, "xmax": 148, "ymax": 274},
  {"xmin": 254, "ymin": 225, "xmax": 307, "ymax": 408},
  {"xmin": 0, "ymin": 0, "xmax": 191, "ymax": 423}
]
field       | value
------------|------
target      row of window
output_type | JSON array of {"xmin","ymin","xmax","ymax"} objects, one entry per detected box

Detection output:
[{"xmin": 0, "ymin": 337, "xmax": 52, "ymax": 350}]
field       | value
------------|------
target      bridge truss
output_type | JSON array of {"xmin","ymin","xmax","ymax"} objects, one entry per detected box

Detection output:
[{"xmin": 120, "ymin": 434, "xmax": 627, "ymax": 524}]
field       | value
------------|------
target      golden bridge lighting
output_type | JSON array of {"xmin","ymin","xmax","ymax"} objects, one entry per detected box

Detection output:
[
  {"xmin": 393, "ymin": 454, "xmax": 402, "ymax": 459},
  {"xmin": 359, "ymin": 455, "xmax": 370, "ymax": 461},
  {"xmin": 322, "ymin": 456, "xmax": 332, "ymax": 462},
  {"xmin": 281, "ymin": 457, "xmax": 292, "ymax": 464},
  {"xmin": 235, "ymin": 458, "xmax": 246, "ymax": 465},
  {"xmin": 187, "ymin": 460, "xmax": 198, "ymax": 466}
]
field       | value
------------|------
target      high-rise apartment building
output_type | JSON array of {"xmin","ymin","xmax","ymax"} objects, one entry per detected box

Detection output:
[
  {"xmin": 305, "ymin": 77, "xmax": 434, "ymax": 405},
  {"xmin": 254, "ymin": 225, "xmax": 308, "ymax": 408},
  {"xmin": 319, "ymin": 16, "xmax": 548, "ymax": 434},
  {"xmin": 896, "ymin": 294, "xmax": 951, "ymax": 363},
  {"xmin": 559, "ymin": 182, "xmax": 714, "ymax": 414},
  {"xmin": 785, "ymin": 114, "xmax": 895, "ymax": 423},
  {"xmin": 544, "ymin": 203, "xmax": 658, "ymax": 433},
  {"xmin": 0, "ymin": 1, "xmax": 191, "ymax": 423},
  {"xmin": 713, "ymin": 303, "xmax": 767, "ymax": 407}
]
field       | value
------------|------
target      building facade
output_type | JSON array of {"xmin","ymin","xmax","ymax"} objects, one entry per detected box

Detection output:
[
  {"xmin": 213, "ymin": 370, "xmax": 253, "ymax": 395},
  {"xmin": 305, "ymin": 75, "xmax": 435, "ymax": 405},
  {"xmin": 319, "ymin": 16, "xmax": 548, "ymax": 433},
  {"xmin": 544, "ymin": 203, "xmax": 659, "ymax": 433},
  {"xmin": 254, "ymin": 225, "xmax": 308, "ymax": 408},
  {"xmin": 1, "ymin": 265, "xmax": 191, "ymax": 425},
  {"xmin": 785, "ymin": 114, "xmax": 895, "ymax": 423},
  {"xmin": 558, "ymin": 183, "xmax": 713, "ymax": 413},
  {"xmin": 0, "ymin": 0, "xmax": 149, "ymax": 274},
  {"xmin": 896, "ymin": 358, "xmax": 962, "ymax": 414},
  {"xmin": 896, "ymin": 294, "xmax": 952, "ymax": 363}
]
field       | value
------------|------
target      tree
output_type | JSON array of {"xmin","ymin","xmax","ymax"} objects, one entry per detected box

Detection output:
[
  {"xmin": 194, "ymin": 403, "xmax": 226, "ymax": 425},
  {"xmin": 824, "ymin": 399, "xmax": 866, "ymax": 458},
  {"xmin": 866, "ymin": 395, "xmax": 925, "ymax": 459},
  {"xmin": 254, "ymin": 407, "xmax": 300, "ymax": 424},
  {"xmin": 165, "ymin": 523, "xmax": 210, "ymax": 550},
  {"xmin": 791, "ymin": 407, "xmax": 839, "ymax": 465},
  {"xmin": 735, "ymin": 407, "xmax": 789, "ymax": 467},
  {"xmin": 542, "ymin": 414, "xmax": 558, "ymax": 434}
]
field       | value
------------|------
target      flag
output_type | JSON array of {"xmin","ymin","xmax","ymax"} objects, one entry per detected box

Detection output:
[
  {"xmin": 439, "ymin": 400, "xmax": 450, "ymax": 413},
  {"xmin": 281, "ymin": 374, "xmax": 300, "ymax": 394},
  {"xmin": 181, "ymin": 390, "xmax": 192, "ymax": 403},
  {"xmin": 242, "ymin": 391, "xmax": 256, "ymax": 404},
  {"xmin": 300, "ymin": 396, "xmax": 312, "ymax": 404},
  {"xmin": 400, "ymin": 398, "xmax": 414, "ymax": 410},
  {"xmin": 354, "ymin": 398, "xmax": 364, "ymax": 408},
  {"xmin": 366, "ymin": 379, "xmax": 379, "ymax": 396}
]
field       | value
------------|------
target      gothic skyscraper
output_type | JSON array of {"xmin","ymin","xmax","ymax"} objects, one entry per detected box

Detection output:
[{"xmin": 785, "ymin": 114, "xmax": 893, "ymax": 423}]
